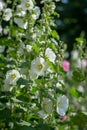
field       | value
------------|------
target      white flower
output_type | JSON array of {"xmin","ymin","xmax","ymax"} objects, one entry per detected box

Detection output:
[
  {"xmin": 21, "ymin": 0, "xmax": 34, "ymax": 11},
  {"xmin": 3, "ymin": 8, "xmax": 12, "ymax": 21},
  {"xmin": 45, "ymin": 48, "xmax": 56, "ymax": 63},
  {"xmin": 0, "ymin": 25, "xmax": 3, "ymax": 34},
  {"xmin": 16, "ymin": 5, "xmax": 26, "ymax": 16},
  {"xmin": 56, "ymin": 95, "xmax": 69, "ymax": 116},
  {"xmin": 29, "ymin": 70, "xmax": 38, "ymax": 80},
  {"xmin": 0, "ymin": 46, "xmax": 5, "ymax": 53},
  {"xmin": 14, "ymin": 17, "xmax": 28, "ymax": 29},
  {"xmin": 26, "ymin": 45, "xmax": 32, "ymax": 52},
  {"xmin": 5, "ymin": 69, "xmax": 20, "ymax": 85},
  {"xmin": 32, "ymin": 6, "xmax": 40, "ymax": 20},
  {"xmin": 81, "ymin": 59, "xmax": 87, "ymax": 69},
  {"xmin": 0, "ymin": 1, "xmax": 5, "ymax": 11},
  {"xmin": 17, "ymin": 43, "xmax": 25, "ymax": 55},
  {"xmin": 77, "ymin": 85, "xmax": 84, "ymax": 93},
  {"xmin": 8, "ymin": 122, "xmax": 14, "ymax": 129},
  {"xmin": 41, "ymin": 98, "xmax": 53, "ymax": 114},
  {"xmin": 3, "ymin": 26, "xmax": 9, "ymax": 35},
  {"xmin": 71, "ymin": 50, "xmax": 79, "ymax": 60},
  {"xmin": 55, "ymin": 0, "xmax": 60, "ymax": 2},
  {"xmin": 38, "ymin": 110, "xmax": 48, "ymax": 119},
  {"xmin": 30, "ymin": 57, "xmax": 46, "ymax": 80}
]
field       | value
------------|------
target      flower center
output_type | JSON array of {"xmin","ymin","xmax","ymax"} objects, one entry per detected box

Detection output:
[
  {"xmin": 18, "ymin": 8, "xmax": 22, "ymax": 13},
  {"xmin": 25, "ymin": 2, "xmax": 30, "ymax": 8},
  {"xmin": 57, "ymin": 102, "xmax": 62, "ymax": 108},
  {"xmin": 38, "ymin": 64, "xmax": 43, "ymax": 70},
  {"xmin": 3, "ymin": 12, "xmax": 7, "ymax": 18},
  {"xmin": 45, "ymin": 55, "xmax": 49, "ymax": 61},
  {"xmin": 11, "ymin": 73, "xmax": 17, "ymax": 79}
]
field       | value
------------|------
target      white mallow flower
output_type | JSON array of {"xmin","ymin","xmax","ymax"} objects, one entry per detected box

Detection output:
[
  {"xmin": 3, "ymin": 26, "xmax": 9, "ymax": 35},
  {"xmin": 56, "ymin": 95, "xmax": 69, "ymax": 116},
  {"xmin": 21, "ymin": 0, "xmax": 34, "ymax": 11},
  {"xmin": 0, "ymin": 25, "xmax": 3, "ymax": 34},
  {"xmin": 26, "ymin": 45, "xmax": 32, "ymax": 52},
  {"xmin": 81, "ymin": 59, "xmax": 87, "ymax": 69},
  {"xmin": 29, "ymin": 70, "xmax": 38, "ymax": 80},
  {"xmin": 41, "ymin": 98, "xmax": 53, "ymax": 114},
  {"xmin": 71, "ymin": 50, "xmax": 79, "ymax": 60},
  {"xmin": 55, "ymin": 0, "xmax": 60, "ymax": 2},
  {"xmin": 3, "ymin": 8, "xmax": 12, "ymax": 21},
  {"xmin": 16, "ymin": 5, "xmax": 26, "ymax": 16},
  {"xmin": 30, "ymin": 57, "xmax": 46, "ymax": 80},
  {"xmin": 0, "ymin": 0, "xmax": 5, "ymax": 11},
  {"xmin": 18, "ymin": 43, "xmax": 25, "ymax": 55},
  {"xmin": 45, "ymin": 48, "xmax": 56, "ymax": 63},
  {"xmin": 14, "ymin": 18, "xmax": 28, "ymax": 29},
  {"xmin": 0, "ymin": 46, "xmax": 5, "ymax": 53},
  {"xmin": 38, "ymin": 110, "xmax": 48, "ymax": 119},
  {"xmin": 32, "ymin": 6, "xmax": 40, "ymax": 20},
  {"xmin": 5, "ymin": 69, "xmax": 20, "ymax": 85}
]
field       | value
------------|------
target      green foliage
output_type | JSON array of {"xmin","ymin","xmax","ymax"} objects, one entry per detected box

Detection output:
[{"xmin": 0, "ymin": 0, "xmax": 87, "ymax": 130}]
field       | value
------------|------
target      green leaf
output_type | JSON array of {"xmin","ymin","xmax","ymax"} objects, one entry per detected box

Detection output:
[
  {"xmin": 37, "ymin": 124, "xmax": 54, "ymax": 130},
  {"xmin": 14, "ymin": 126, "xmax": 36, "ymax": 130},
  {"xmin": 11, "ymin": 97, "xmax": 23, "ymax": 103},
  {"xmin": 0, "ymin": 37, "xmax": 19, "ymax": 46},
  {"xmin": 17, "ymin": 77, "xmax": 29, "ymax": 86},
  {"xmin": 75, "ymin": 37, "xmax": 86, "ymax": 44},
  {"xmin": 71, "ymin": 111, "xmax": 87, "ymax": 127},
  {"xmin": 72, "ymin": 69, "xmax": 84, "ymax": 82},
  {"xmin": 32, "ymin": 44, "xmax": 40, "ymax": 54},
  {"xmin": 0, "ymin": 108, "xmax": 11, "ymax": 120},
  {"xmin": 51, "ymin": 30, "xmax": 60, "ymax": 40},
  {"xmin": 70, "ymin": 87, "xmax": 82, "ymax": 98},
  {"xmin": 16, "ymin": 120, "xmax": 31, "ymax": 126}
]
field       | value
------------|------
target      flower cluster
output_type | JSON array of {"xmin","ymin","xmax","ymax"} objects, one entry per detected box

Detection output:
[{"xmin": 0, "ymin": 0, "xmax": 87, "ymax": 130}]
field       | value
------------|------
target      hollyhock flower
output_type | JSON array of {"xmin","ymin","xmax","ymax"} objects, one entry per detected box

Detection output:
[
  {"xmin": 3, "ymin": 26, "xmax": 9, "ymax": 35},
  {"xmin": 0, "ymin": 46, "xmax": 5, "ymax": 53},
  {"xmin": 14, "ymin": 17, "xmax": 28, "ymax": 29},
  {"xmin": 4, "ymin": 69, "xmax": 21, "ymax": 91},
  {"xmin": 16, "ymin": 5, "xmax": 26, "ymax": 16},
  {"xmin": 21, "ymin": 0, "xmax": 34, "ymax": 11},
  {"xmin": 38, "ymin": 110, "xmax": 48, "ymax": 119},
  {"xmin": 0, "ymin": 0, "xmax": 5, "ymax": 11},
  {"xmin": 17, "ymin": 43, "xmax": 25, "ymax": 55},
  {"xmin": 81, "ymin": 59, "xmax": 87, "ymax": 69},
  {"xmin": 56, "ymin": 95, "xmax": 69, "ymax": 116},
  {"xmin": 41, "ymin": 98, "xmax": 53, "ymax": 114},
  {"xmin": 32, "ymin": 6, "xmax": 40, "ymax": 20},
  {"xmin": 5, "ymin": 69, "xmax": 20, "ymax": 85},
  {"xmin": 26, "ymin": 45, "xmax": 32, "ymax": 52},
  {"xmin": 0, "ymin": 25, "xmax": 3, "ymax": 34},
  {"xmin": 3, "ymin": 8, "xmax": 12, "ymax": 21},
  {"xmin": 29, "ymin": 57, "xmax": 46, "ymax": 80},
  {"xmin": 71, "ymin": 50, "xmax": 79, "ymax": 60},
  {"xmin": 62, "ymin": 60, "xmax": 70, "ymax": 72},
  {"xmin": 45, "ymin": 48, "xmax": 56, "ymax": 63}
]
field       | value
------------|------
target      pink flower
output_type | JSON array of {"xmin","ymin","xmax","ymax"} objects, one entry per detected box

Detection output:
[
  {"xmin": 61, "ymin": 115, "xmax": 68, "ymax": 122},
  {"xmin": 62, "ymin": 60, "xmax": 70, "ymax": 72}
]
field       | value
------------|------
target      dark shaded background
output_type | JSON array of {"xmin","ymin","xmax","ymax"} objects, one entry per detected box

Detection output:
[{"xmin": 56, "ymin": 0, "xmax": 87, "ymax": 51}]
